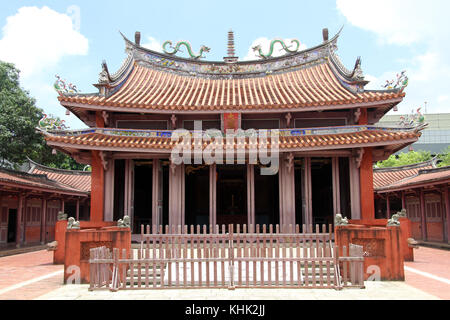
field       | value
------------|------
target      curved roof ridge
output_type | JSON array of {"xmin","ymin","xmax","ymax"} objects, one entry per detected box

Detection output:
[
  {"xmin": 120, "ymin": 28, "xmax": 343, "ymax": 66},
  {"xmin": 26, "ymin": 157, "xmax": 91, "ymax": 175},
  {"xmin": 0, "ymin": 166, "xmax": 87, "ymax": 193},
  {"xmin": 373, "ymin": 157, "xmax": 438, "ymax": 172}
]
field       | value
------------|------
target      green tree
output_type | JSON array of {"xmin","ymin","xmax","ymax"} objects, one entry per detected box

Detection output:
[
  {"xmin": 437, "ymin": 146, "xmax": 450, "ymax": 167},
  {"xmin": 375, "ymin": 150, "xmax": 433, "ymax": 168},
  {"xmin": 0, "ymin": 61, "xmax": 84, "ymax": 170}
]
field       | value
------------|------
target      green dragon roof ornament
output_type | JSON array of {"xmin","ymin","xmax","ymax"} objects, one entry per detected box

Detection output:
[
  {"xmin": 162, "ymin": 40, "xmax": 210, "ymax": 59},
  {"xmin": 253, "ymin": 39, "xmax": 301, "ymax": 59}
]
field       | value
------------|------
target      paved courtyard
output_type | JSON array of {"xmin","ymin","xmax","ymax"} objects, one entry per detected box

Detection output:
[{"xmin": 0, "ymin": 246, "xmax": 448, "ymax": 300}]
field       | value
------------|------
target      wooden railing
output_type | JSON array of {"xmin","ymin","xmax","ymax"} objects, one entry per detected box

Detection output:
[{"xmin": 89, "ymin": 224, "xmax": 365, "ymax": 291}]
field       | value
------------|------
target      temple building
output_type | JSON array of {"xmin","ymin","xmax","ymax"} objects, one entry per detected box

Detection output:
[
  {"xmin": 41, "ymin": 28, "xmax": 423, "ymax": 235},
  {"xmin": 0, "ymin": 160, "xmax": 90, "ymax": 246}
]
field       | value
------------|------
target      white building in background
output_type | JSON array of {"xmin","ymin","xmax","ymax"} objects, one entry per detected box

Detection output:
[{"xmin": 378, "ymin": 113, "xmax": 450, "ymax": 154}]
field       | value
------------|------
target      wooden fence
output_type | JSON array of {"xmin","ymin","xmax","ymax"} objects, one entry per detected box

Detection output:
[{"xmin": 89, "ymin": 224, "xmax": 364, "ymax": 291}]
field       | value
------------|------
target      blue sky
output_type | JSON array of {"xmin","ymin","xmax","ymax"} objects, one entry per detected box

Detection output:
[{"xmin": 0, "ymin": 0, "xmax": 448, "ymax": 128}]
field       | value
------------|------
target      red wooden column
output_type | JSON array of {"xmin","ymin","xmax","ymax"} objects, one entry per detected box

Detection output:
[
  {"xmin": 444, "ymin": 186, "xmax": 450, "ymax": 243},
  {"xmin": 358, "ymin": 108, "xmax": 375, "ymax": 221},
  {"xmin": 90, "ymin": 150, "xmax": 105, "ymax": 223},
  {"xmin": 419, "ymin": 188, "xmax": 427, "ymax": 241},
  {"xmin": 15, "ymin": 194, "xmax": 24, "ymax": 247},
  {"xmin": 359, "ymin": 147, "xmax": 375, "ymax": 221}
]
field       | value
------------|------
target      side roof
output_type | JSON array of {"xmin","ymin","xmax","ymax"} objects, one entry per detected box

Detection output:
[
  {"xmin": 26, "ymin": 158, "xmax": 91, "ymax": 193},
  {"xmin": 373, "ymin": 158, "xmax": 438, "ymax": 191}
]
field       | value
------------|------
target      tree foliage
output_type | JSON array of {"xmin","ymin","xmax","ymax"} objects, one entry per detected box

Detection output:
[
  {"xmin": 0, "ymin": 61, "xmax": 84, "ymax": 170},
  {"xmin": 437, "ymin": 146, "xmax": 450, "ymax": 167},
  {"xmin": 375, "ymin": 150, "xmax": 433, "ymax": 168}
]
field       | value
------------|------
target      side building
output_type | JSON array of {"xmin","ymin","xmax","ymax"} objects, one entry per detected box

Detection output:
[
  {"xmin": 374, "ymin": 160, "xmax": 450, "ymax": 244},
  {"xmin": 0, "ymin": 160, "xmax": 90, "ymax": 247}
]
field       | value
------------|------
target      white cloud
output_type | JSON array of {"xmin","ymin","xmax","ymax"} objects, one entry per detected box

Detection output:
[
  {"xmin": 0, "ymin": 6, "xmax": 89, "ymax": 78},
  {"xmin": 141, "ymin": 36, "xmax": 163, "ymax": 52},
  {"xmin": 336, "ymin": 0, "xmax": 442, "ymax": 46},
  {"xmin": 336, "ymin": 0, "xmax": 450, "ymax": 114},
  {"xmin": 243, "ymin": 38, "xmax": 307, "ymax": 61}
]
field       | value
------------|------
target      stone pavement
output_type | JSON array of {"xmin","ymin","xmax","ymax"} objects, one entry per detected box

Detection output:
[
  {"xmin": 0, "ymin": 247, "xmax": 448, "ymax": 300},
  {"xmin": 0, "ymin": 250, "xmax": 63, "ymax": 300},
  {"xmin": 34, "ymin": 281, "xmax": 438, "ymax": 300}
]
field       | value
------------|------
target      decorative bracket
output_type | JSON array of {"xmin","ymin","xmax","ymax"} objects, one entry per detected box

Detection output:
[
  {"xmin": 170, "ymin": 161, "xmax": 177, "ymax": 174},
  {"xmin": 286, "ymin": 153, "xmax": 294, "ymax": 173},
  {"xmin": 171, "ymin": 114, "xmax": 177, "ymax": 129},
  {"xmin": 354, "ymin": 108, "xmax": 361, "ymax": 123},
  {"xmin": 102, "ymin": 111, "xmax": 109, "ymax": 126},
  {"xmin": 99, "ymin": 151, "xmax": 109, "ymax": 171},
  {"xmin": 355, "ymin": 148, "xmax": 364, "ymax": 168},
  {"xmin": 285, "ymin": 112, "xmax": 292, "ymax": 128}
]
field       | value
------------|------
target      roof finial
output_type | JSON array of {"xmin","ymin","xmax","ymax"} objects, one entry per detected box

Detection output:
[
  {"xmin": 224, "ymin": 29, "xmax": 238, "ymax": 63},
  {"xmin": 322, "ymin": 28, "xmax": 329, "ymax": 42}
]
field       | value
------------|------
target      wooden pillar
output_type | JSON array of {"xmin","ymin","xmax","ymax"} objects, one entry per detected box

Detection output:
[
  {"xmin": 103, "ymin": 159, "xmax": 114, "ymax": 222},
  {"xmin": 419, "ymin": 189, "xmax": 427, "ymax": 241},
  {"xmin": 95, "ymin": 111, "xmax": 105, "ymax": 128},
  {"xmin": 152, "ymin": 159, "xmax": 160, "ymax": 227},
  {"xmin": 124, "ymin": 159, "xmax": 134, "ymax": 221},
  {"xmin": 386, "ymin": 194, "xmax": 390, "ymax": 219},
  {"xmin": 247, "ymin": 164, "xmax": 255, "ymax": 230},
  {"xmin": 169, "ymin": 163, "xmax": 185, "ymax": 229},
  {"xmin": 90, "ymin": 150, "xmax": 105, "ymax": 223},
  {"xmin": 76, "ymin": 199, "xmax": 80, "ymax": 221},
  {"xmin": 401, "ymin": 191, "xmax": 406, "ymax": 210},
  {"xmin": 303, "ymin": 157, "xmax": 313, "ymax": 227},
  {"xmin": 41, "ymin": 197, "xmax": 47, "ymax": 244},
  {"xmin": 359, "ymin": 147, "xmax": 375, "ymax": 221},
  {"xmin": 349, "ymin": 157, "xmax": 361, "ymax": 219},
  {"xmin": 279, "ymin": 154, "xmax": 296, "ymax": 232},
  {"xmin": 23, "ymin": 197, "xmax": 28, "ymax": 244},
  {"xmin": 444, "ymin": 187, "xmax": 450, "ymax": 243},
  {"xmin": 209, "ymin": 164, "xmax": 217, "ymax": 228},
  {"xmin": 332, "ymin": 157, "xmax": 340, "ymax": 216},
  {"xmin": 16, "ymin": 194, "xmax": 23, "ymax": 247}
]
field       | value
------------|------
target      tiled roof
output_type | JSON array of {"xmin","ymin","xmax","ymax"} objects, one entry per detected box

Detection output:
[
  {"xmin": 58, "ymin": 62, "xmax": 404, "ymax": 113},
  {"xmin": 27, "ymin": 160, "xmax": 91, "ymax": 193},
  {"xmin": 43, "ymin": 126, "xmax": 421, "ymax": 153},
  {"xmin": 375, "ymin": 166, "xmax": 450, "ymax": 192},
  {"xmin": 373, "ymin": 160, "xmax": 435, "ymax": 189},
  {"xmin": 0, "ymin": 168, "xmax": 89, "ymax": 196}
]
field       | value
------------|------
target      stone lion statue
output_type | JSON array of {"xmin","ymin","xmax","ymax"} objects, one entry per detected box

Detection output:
[
  {"xmin": 335, "ymin": 213, "xmax": 349, "ymax": 226},
  {"xmin": 117, "ymin": 215, "xmax": 131, "ymax": 228},
  {"xmin": 46, "ymin": 241, "xmax": 58, "ymax": 251},
  {"xmin": 397, "ymin": 208, "xmax": 407, "ymax": 218},
  {"xmin": 67, "ymin": 217, "xmax": 80, "ymax": 229},
  {"xmin": 57, "ymin": 211, "xmax": 68, "ymax": 221},
  {"xmin": 387, "ymin": 213, "xmax": 401, "ymax": 226}
]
